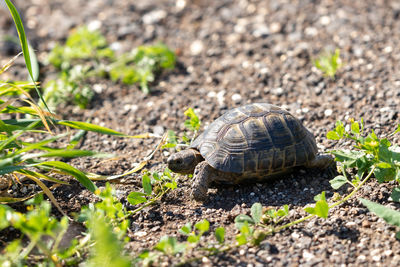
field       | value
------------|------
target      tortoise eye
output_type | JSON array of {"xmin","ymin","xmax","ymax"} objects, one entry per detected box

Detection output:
[{"xmin": 176, "ymin": 159, "xmax": 182, "ymax": 165}]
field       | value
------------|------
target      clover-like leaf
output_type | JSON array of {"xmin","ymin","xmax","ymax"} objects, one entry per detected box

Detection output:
[
  {"xmin": 250, "ymin": 203, "xmax": 262, "ymax": 224},
  {"xmin": 330, "ymin": 175, "xmax": 348, "ymax": 189},
  {"xmin": 360, "ymin": 198, "xmax": 400, "ymax": 228},
  {"xmin": 215, "ymin": 227, "xmax": 225, "ymax": 244}
]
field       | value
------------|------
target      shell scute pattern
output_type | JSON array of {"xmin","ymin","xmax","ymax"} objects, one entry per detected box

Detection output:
[{"xmin": 191, "ymin": 103, "xmax": 317, "ymax": 175}]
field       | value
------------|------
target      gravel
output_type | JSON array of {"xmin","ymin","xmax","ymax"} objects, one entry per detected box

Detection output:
[{"xmin": 1, "ymin": 0, "xmax": 400, "ymax": 266}]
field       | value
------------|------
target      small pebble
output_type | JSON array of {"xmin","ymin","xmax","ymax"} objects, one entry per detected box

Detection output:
[
  {"xmin": 143, "ymin": 10, "xmax": 167, "ymax": 24},
  {"xmin": 324, "ymin": 109, "xmax": 333, "ymax": 117},
  {"xmin": 133, "ymin": 231, "xmax": 147, "ymax": 237},
  {"xmin": 231, "ymin": 93, "xmax": 242, "ymax": 103},
  {"xmin": 291, "ymin": 232, "xmax": 300, "ymax": 239},
  {"xmin": 190, "ymin": 40, "xmax": 204, "ymax": 56},
  {"xmin": 357, "ymin": 255, "xmax": 367, "ymax": 262},
  {"xmin": 302, "ymin": 250, "xmax": 315, "ymax": 261}
]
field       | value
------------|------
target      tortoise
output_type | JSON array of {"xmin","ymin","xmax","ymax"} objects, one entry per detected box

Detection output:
[{"xmin": 167, "ymin": 103, "xmax": 333, "ymax": 201}]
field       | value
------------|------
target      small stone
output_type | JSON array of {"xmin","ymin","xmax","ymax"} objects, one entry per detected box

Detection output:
[
  {"xmin": 272, "ymin": 87, "xmax": 284, "ymax": 96},
  {"xmin": 202, "ymin": 257, "xmax": 211, "ymax": 265},
  {"xmin": 372, "ymin": 255, "xmax": 381, "ymax": 262},
  {"xmin": 87, "ymin": 20, "xmax": 102, "ymax": 31},
  {"xmin": 362, "ymin": 220, "xmax": 371, "ymax": 228},
  {"xmin": 302, "ymin": 250, "xmax": 315, "ymax": 261},
  {"xmin": 357, "ymin": 255, "xmax": 366, "ymax": 262},
  {"xmin": 345, "ymin": 221, "xmax": 356, "ymax": 227},
  {"xmin": 305, "ymin": 27, "xmax": 318, "ymax": 36},
  {"xmin": 291, "ymin": 232, "xmax": 300, "ymax": 239},
  {"xmin": 110, "ymin": 42, "xmax": 122, "ymax": 51},
  {"xmin": 269, "ymin": 22, "xmax": 282, "ymax": 33},
  {"xmin": 153, "ymin": 125, "xmax": 164, "ymax": 136},
  {"xmin": 371, "ymin": 248, "xmax": 380, "ymax": 255},
  {"xmin": 319, "ymin": 16, "xmax": 331, "ymax": 25},
  {"xmin": 143, "ymin": 10, "xmax": 167, "ymax": 25},
  {"xmin": 253, "ymin": 25, "xmax": 270, "ymax": 38},
  {"xmin": 134, "ymin": 231, "xmax": 147, "ymax": 237},
  {"xmin": 239, "ymin": 249, "xmax": 246, "ymax": 255},
  {"xmin": 383, "ymin": 46, "xmax": 393, "ymax": 53},
  {"xmin": 324, "ymin": 109, "xmax": 333, "ymax": 117},
  {"xmin": 231, "ymin": 93, "xmax": 242, "ymax": 103},
  {"xmin": 384, "ymin": 250, "xmax": 393, "ymax": 257},
  {"xmin": 190, "ymin": 40, "xmax": 204, "ymax": 56},
  {"xmin": 176, "ymin": 0, "xmax": 186, "ymax": 10}
]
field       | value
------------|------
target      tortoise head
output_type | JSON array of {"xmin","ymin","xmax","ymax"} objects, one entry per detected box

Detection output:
[{"xmin": 167, "ymin": 149, "xmax": 203, "ymax": 174}]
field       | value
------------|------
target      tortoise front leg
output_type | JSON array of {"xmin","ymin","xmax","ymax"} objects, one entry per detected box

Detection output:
[{"xmin": 191, "ymin": 161, "xmax": 215, "ymax": 201}]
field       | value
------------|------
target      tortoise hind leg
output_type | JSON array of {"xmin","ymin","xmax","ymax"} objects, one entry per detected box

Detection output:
[
  {"xmin": 191, "ymin": 161, "xmax": 215, "ymax": 201},
  {"xmin": 305, "ymin": 154, "xmax": 335, "ymax": 169}
]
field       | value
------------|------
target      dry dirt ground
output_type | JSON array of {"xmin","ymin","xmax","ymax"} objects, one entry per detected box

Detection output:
[{"xmin": 1, "ymin": 0, "xmax": 400, "ymax": 266}]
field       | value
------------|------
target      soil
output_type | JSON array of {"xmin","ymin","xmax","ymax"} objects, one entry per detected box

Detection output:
[{"xmin": 1, "ymin": 0, "xmax": 400, "ymax": 266}]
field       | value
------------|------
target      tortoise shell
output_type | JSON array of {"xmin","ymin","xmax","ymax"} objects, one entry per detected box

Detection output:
[{"xmin": 191, "ymin": 103, "xmax": 317, "ymax": 175}]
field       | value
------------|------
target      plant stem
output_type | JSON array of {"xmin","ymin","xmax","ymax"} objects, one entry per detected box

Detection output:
[{"xmin": 329, "ymin": 166, "xmax": 375, "ymax": 209}]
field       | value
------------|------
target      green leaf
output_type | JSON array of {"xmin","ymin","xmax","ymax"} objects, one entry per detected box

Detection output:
[
  {"xmin": 215, "ymin": 227, "xmax": 225, "ymax": 244},
  {"xmin": 179, "ymin": 222, "xmax": 192, "ymax": 235},
  {"xmin": 378, "ymin": 143, "xmax": 392, "ymax": 163},
  {"xmin": 184, "ymin": 108, "xmax": 200, "ymax": 131},
  {"xmin": 58, "ymin": 121, "xmax": 127, "ymax": 137},
  {"xmin": 329, "ymin": 175, "xmax": 348, "ymax": 189},
  {"xmin": 331, "ymin": 150, "xmax": 365, "ymax": 167},
  {"xmin": 276, "ymin": 205, "xmax": 289, "ymax": 217},
  {"xmin": 360, "ymin": 198, "xmax": 400, "ymax": 228},
  {"xmin": 374, "ymin": 167, "xmax": 396, "ymax": 183},
  {"xmin": 236, "ymin": 233, "xmax": 248, "ymax": 246},
  {"xmin": 37, "ymin": 161, "xmax": 96, "ymax": 192},
  {"xmin": 390, "ymin": 187, "xmax": 400, "ymax": 202},
  {"xmin": 194, "ymin": 219, "xmax": 210, "ymax": 233},
  {"xmin": 335, "ymin": 120, "xmax": 345, "ymax": 137},
  {"xmin": 187, "ymin": 234, "xmax": 200, "ymax": 243},
  {"xmin": 327, "ymin": 131, "xmax": 341, "ymax": 140},
  {"xmin": 5, "ymin": 0, "xmax": 50, "ymax": 113},
  {"xmin": 127, "ymin": 192, "xmax": 147, "ymax": 205},
  {"xmin": 142, "ymin": 174, "xmax": 152, "ymax": 195},
  {"xmin": 393, "ymin": 124, "xmax": 400, "ymax": 135},
  {"xmin": 34, "ymin": 150, "xmax": 111, "ymax": 159},
  {"xmin": 234, "ymin": 214, "xmax": 255, "ymax": 230},
  {"xmin": 351, "ymin": 121, "xmax": 360, "ymax": 134},
  {"xmin": 376, "ymin": 162, "xmax": 392, "ymax": 169},
  {"xmin": 250, "ymin": 202, "xmax": 262, "ymax": 224},
  {"xmin": 154, "ymin": 236, "xmax": 186, "ymax": 255},
  {"xmin": 236, "ymin": 221, "xmax": 253, "ymax": 246},
  {"xmin": 305, "ymin": 192, "xmax": 329, "ymax": 219}
]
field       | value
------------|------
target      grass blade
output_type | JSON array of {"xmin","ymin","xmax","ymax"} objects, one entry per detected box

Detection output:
[
  {"xmin": 58, "ymin": 120, "xmax": 128, "ymax": 137},
  {"xmin": 34, "ymin": 150, "xmax": 111, "ymax": 159},
  {"xmin": 22, "ymin": 173, "xmax": 68, "ymax": 218},
  {"xmin": 18, "ymin": 169, "xmax": 69, "ymax": 185},
  {"xmin": 37, "ymin": 161, "xmax": 96, "ymax": 192},
  {"xmin": 4, "ymin": 0, "xmax": 51, "ymax": 113}
]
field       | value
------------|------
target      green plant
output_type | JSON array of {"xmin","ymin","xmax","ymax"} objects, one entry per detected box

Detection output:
[
  {"xmin": 127, "ymin": 168, "xmax": 177, "ymax": 213},
  {"xmin": 327, "ymin": 120, "xmax": 400, "ymax": 237},
  {"xmin": 109, "ymin": 43, "xmax": 176, "ymax": 93},
  {"xmin": 1, "ymin": 1, "xmax": 134, "ymax": 209},
  {"xmin": 0, "ymin": 195, "xmax": 76, "ymax": 266},
  {"xmin": 44, "ymin": 26, "xmax": 176, "ymax": 107},
  {"xmin": 314, "ymin": 48, "xmax": 342, "ymax": 78},
  {"xmin": 163, "ymin": 107, "xmax": 201, "ymax": 150},
  {"xmin": 48, "ymin": 26, "xmax": 115, "ymax": 69},
  {"xmin": 136, "ymin": 218, "xmax": 228, "ymax": 266},
  {"xmin": 43, "ymin": 65, "xmax": 94, "ymax": 109},
  {"xmin": 0, "ymin": 184, "xmax": 134, "ymax": 266}
]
